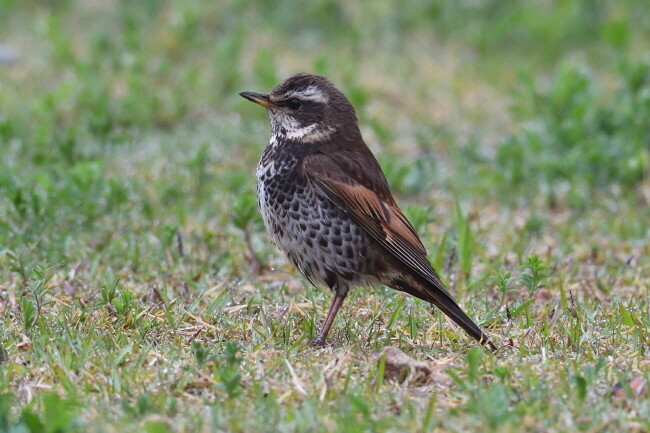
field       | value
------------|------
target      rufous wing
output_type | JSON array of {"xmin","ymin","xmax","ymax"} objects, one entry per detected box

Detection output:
[{"xmin": 303, "ymin": 152, "xmax": 450, "ymax": 296}]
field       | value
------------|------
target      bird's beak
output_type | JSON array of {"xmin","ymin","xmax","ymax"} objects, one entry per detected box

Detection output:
[{"xmin": 239, "ymin": 91, "xmax": 274, "ymax": 108}]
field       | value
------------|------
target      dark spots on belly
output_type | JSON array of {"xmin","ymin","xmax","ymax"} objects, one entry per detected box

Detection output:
[
  {"xmin": 305, "ymin": 238, "xmax": 313, "ymax": 248},
  {"xmin": 332, "ymin": 237, "xmax": 342, "ymax": 247},
  {"xmin": 318, "ymin": 237, "xmax": 328, "ymax": 248},
  {"xmin": 345, "ymin": 245, "xmax": 354, "ymax": 259},
  {"xmin": 299, "ymin": 222, "xmax": 307, "ymax": 231},
  {"xmin": 280, "ymin": 182, "xmax": 296, "ymax": 196}
]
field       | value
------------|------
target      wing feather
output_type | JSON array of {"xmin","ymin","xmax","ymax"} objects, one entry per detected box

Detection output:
[{"xmin": 303, "ymin": 152, "xmax": 450, "ymax": 296}]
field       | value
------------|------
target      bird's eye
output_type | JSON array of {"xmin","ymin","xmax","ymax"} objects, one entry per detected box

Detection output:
[{"xmin": 287, "ymin": 98, "xmax": 301, "ymax": 109}]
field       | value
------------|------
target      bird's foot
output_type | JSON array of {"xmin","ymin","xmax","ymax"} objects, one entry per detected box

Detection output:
[{"xmin": 309, "ymin": 337, "xmax": 327, "ymax": 347}]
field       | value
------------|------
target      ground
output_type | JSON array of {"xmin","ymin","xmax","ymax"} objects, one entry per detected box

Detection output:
[{"xmin": 0, "ymin": 1, "xmax": 649, "ymax": 432}]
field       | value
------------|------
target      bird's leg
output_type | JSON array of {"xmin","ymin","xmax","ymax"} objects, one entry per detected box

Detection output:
[{"xmin": 311, "ymin": 291, "xmax": 347, "ymax": 347}]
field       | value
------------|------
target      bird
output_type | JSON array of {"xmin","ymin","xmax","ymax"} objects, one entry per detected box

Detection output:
[{"xmin": 240, "ymin": 73, "xmax": 496, "ymax": 351}]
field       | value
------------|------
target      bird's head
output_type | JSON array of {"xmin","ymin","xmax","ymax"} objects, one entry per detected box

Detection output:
[{"xmin": 240, "ymin": 73, "xmax": 359, "ymax": 144}]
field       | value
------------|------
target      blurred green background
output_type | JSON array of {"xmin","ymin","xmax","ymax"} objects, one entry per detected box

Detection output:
[
  {"xmin": 1, "ymin": 0, "xmax": 649, "ymax": 270},
  {"xmin": 1, "ymin": 1, "xmax": 649, "ymax": 432}
]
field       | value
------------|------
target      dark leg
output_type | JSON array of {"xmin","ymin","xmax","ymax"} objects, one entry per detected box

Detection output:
[{"xmin": 310, "ymin": 292, "xmax": 348, "ymax": 347}]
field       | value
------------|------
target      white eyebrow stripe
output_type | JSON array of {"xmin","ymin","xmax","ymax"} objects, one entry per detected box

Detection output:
[{"xmin": 284, "ymin": 85, "xmax": 329, "ymax": 104}]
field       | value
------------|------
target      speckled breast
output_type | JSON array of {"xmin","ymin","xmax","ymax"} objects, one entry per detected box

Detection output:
[{"xmin": 256, "ymin": 144, "xmax": 373, "ymax": 291}]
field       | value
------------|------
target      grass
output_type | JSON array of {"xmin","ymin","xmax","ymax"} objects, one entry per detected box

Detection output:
[{"xmin": 1, "ymin": 0, "xmax": 649, "ymax": 431}]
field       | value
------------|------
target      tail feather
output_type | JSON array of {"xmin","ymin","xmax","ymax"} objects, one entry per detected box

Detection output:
[
  {"xmin": 391, "ymin": 276, "xmax": 497, "ymax": 351},
  {"xmin": 425, "ymin": 289, "xmax": 497, "ymax": 351}
]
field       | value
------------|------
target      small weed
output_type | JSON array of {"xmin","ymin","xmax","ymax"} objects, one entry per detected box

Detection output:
[
  {"xmin": 1, "ymin": 392, "xmax": 82, "ymax": 433},
  {"xmin": 454, "ymin": 202, "xmax": 475, "ymax": 287},
  {"xmin": 520, "ymin": 254, "xmax": 549, "ymax": 297},
  {"xmin": 216, "ymin": 342, "xmax": 243, "ymax": 399}
]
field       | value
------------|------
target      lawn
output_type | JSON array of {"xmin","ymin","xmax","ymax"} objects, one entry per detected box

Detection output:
[{"xmin": 1, "ymin": 1, "xmax": 649, "ymax": 432}]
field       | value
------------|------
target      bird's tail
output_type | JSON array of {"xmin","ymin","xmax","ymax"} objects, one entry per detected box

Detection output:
[{"xmin": 390, "ymin": 275, "xmax": 497, "ymax": 351}]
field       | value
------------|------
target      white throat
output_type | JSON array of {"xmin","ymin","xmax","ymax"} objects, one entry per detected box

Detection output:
[{"xmin": 270, "ymin": 112, "xmax": 335, "ymax": 144}]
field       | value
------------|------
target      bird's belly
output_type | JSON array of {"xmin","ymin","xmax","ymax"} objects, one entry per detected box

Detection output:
[{"xmin": 256, "ymin": 170, "xmax": 372, "ymax": 289}]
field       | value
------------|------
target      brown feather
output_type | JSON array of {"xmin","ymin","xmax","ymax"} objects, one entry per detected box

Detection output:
[{"xmin": 303, "ymin": 152, "xmax": 448, "ymax": 294}]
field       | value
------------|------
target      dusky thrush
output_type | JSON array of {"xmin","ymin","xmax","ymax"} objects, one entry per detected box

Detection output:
[{"xmin": 240, "ymin": 73, "xmax": 496, "ymax": 350}]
